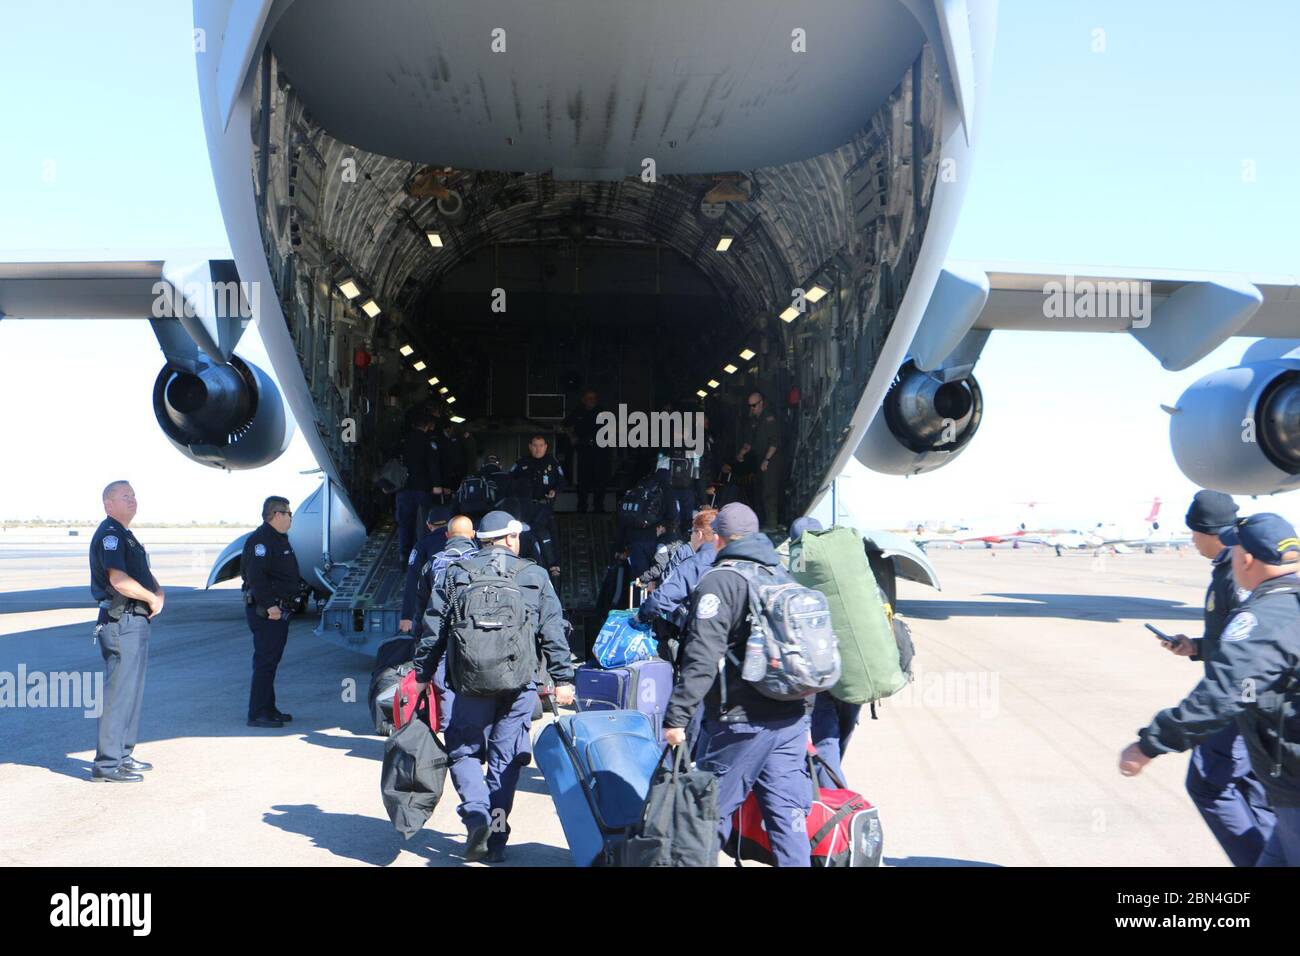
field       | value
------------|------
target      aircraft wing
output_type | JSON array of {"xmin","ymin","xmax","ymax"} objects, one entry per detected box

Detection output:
[{"xmin": 917, "ymin": 261, "xmax": 1300, "ymax": 374}]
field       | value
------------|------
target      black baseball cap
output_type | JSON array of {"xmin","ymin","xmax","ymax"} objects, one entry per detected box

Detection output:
[
  {"xmin": 1219, "ymin": 513, "xmax": 1300, "ymax": 565},
  {"xmin": 1185, "ymin": 491, "xmax": 1237, "ymax": 534}
]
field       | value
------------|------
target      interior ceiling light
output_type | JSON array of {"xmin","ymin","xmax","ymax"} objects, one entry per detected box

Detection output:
[
  {"xmin": 412, "ymin": 360, "xmax": 426, "ymax": 371},
  {"xmin": 707, "ymin": 379, "xmax": 720, "ymax": 389},
  {"xmin": 723, "ymin": 364, "xmax": 738, "ymax": 374},
  {"xmin": 399, "ymin": 344, "xmax": 414, "ymax": 356},
  {"xmin": 715, "ymin": 235, "xmax": 734, "ymax": 252},
  {"xmin": 445, "ymin": 396, "xmax": 456, "ymax": 404},
  {"xmin": 779, "ymin": 306, "xmax": 800, "ymax": 322},
  {"xmin": 361, "ymin": 299, "xmax": 381, "ymax": 318},
  {"xmin": 427, "ymin": 376, "xmax": 439, "ymax": 386},
  {"xmin": 426, "ymin": 231, "xmax": 443, "ymax": 248},
  {"xmin": 438, "ymin": 387, "xmax": 448, "ymax": 394},
  {"xmin": 806, "ymin": 284, "xmax": 829, "ymax": 303},
  {"xmin": 338, "ymin": 279, "xmax": 361, "ymax": 299},
  {"xmin": 449, "ymin": 415, "xmax": 465, "ymax": 423},
  {"xmin": 696, "ymin": 389, "xmax": 708, "ymax": 398},
  {"xmin": 739, "ymin": 348, "xmax": 756, "ymax": 361}
]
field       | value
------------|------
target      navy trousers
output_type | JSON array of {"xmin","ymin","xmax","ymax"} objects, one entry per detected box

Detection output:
[
  {"xmin": 810, "ymin": 692, "xmax": 862, "ymax": 789},
  {"xmin": 1186, "ymin": 725, "xmax": 1276, "ymax": 866},
  {"xmin": 94, "ymin": 612, "xmax": 150, "ymax": 771},
  {"xmin": 246, "ymin": 608, "xmax": 289, "ymax": 720},
  {"xmin": 696, "ymin": 713, "xmax": 813, "ymax": 867},
  {"xmin": 1256, "ymin": 805, "xmax": 1300, "ymax": 867},
  {"xmin": 395, "ymin": 489, "xmax": 432, "ymax": 563},
  {"xmin": 444, "ymin": 685, "xmax": 537, "ymax": 850}
]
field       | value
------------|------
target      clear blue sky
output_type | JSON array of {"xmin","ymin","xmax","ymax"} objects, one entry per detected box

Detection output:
[{"xmin": 1, "ymin": 1, "xmax": 1298, "ymax": 527}]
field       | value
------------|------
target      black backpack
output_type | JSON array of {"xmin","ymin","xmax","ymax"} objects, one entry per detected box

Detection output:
[
  {"xmin": 619, "ymin": 479, "xmax": 664, "ymax": 529},
  {"xmin": 455, "ymin": 474, "xmax": 497, "ymax": 514},
  {"xmin": 446, "ymin": 552, "xmax": 537, "ymax": 695}
]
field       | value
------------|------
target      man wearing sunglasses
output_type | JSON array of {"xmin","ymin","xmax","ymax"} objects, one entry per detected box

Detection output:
[
  {"xmin": 736, "ymin": 391, "xmax": 782, "ymax": 531},
  {"xmin": 241, "ymin": 496, "xmax": 301, "ymax": 728}
]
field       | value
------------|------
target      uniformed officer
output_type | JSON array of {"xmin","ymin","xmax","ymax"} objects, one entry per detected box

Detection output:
[
  {"xmin": 436, "ymin": 417, "xmax": 475, "ymax": 499},
  {"xmin": 1158, "ymin": 492, "xmax": 1276, "ymax": 865},
  {"xmin": 396, "ymin": 410, "xmax": 446, "ymax": 562},
  {"xmin": 89, "ymin": 480, "xmax": 163, "ymax": 783},
  {"xmin": 413, "ymin": 511, "xmax": 576, "ymax": 862},
  {"xmin": 511, "ymin": 433, "xmax": 565, "ymax": 578},
  {"xmin": 663, "ymin": 502, "xmax": 813, "ymax": 867},
  {"xmin": 1120, "ymin": 512, "xmax": 1300, "ymax": 866},
  {"xmin": 562, "ymin": 389, "xmax": 610, "ymax": 514},
  {"xmin": 736, "ymin": 391, "xmax": 782, "ymax": 531},
  {"xmin": 398, "ymin": 505, "xmax": 451, "ymax": 635},
  {"xmin": 241, "ymin": 496, "xmax": 301, "ymax": 728},
  {"xmin": 414, "ymin": 515, "xmax": 479, "ymax": 730}
]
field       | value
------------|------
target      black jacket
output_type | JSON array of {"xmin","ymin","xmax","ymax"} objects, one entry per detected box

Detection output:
[
  {"xmin": 1139, "ymin": 573, "xmax": 1300, "ymax": 806},
  {"xmin": 401, "ymin": 527, "xmax": 450, "ymax": 622},
  {"xmin": 241, "ymin": 523, "xmax": 299, "ymax": 610},
  {"xmin": 511, "ymin": 453, "xmax": 567, "ymax": 500},
  {"xmin": 1192, "ymin": 547, "xmax": 1242, "ymax": 669},
  {"xmin": 664, "ymin": 532, "xmax": 807, "ymax": 728},
  {"xmin": 401, "ymin": 428, "xmax": 440, "ymax": 492},
  {"xmin": 415, "ymin": 543, "xmax": 574, "ymax": 689}
]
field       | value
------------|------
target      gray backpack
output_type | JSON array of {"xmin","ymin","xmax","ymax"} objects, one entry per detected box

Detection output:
[
  {"xmin": 446, "ymin": 553, "xmax": 537, "ymax": 695},
  {"xmin": 713, "ymin": 559, "xmax": 841, "ymax": 701}
]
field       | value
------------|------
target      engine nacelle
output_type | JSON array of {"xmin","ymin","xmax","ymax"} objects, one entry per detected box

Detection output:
[
  {"xmin": 153, "ymin": 355, "xmax": 293, "ymax": 470},
  {"xmin": 856, "ymin": 362, "xmax": 983, "ymax": 476},
  {"xmin": 1171, "ymin": 359, "xmax": 1300, "ymax": 495}
]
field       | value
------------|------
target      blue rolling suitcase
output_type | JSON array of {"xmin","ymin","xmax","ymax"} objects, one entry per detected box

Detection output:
[
  {"xmin": 575, "ymin": 660, "xmax": 674, "ymax": 740},
  {"xmin": 534, "ymin": 709, "xmax": 662, "ymax": 867}
]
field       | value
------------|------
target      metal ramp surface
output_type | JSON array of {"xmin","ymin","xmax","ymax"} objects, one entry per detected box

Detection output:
[
  {"xmin": 316, "ymin": 524, "xmax": 407, "ymax": 658},
  {"xmin": 555, "ymin": 512, "xmax": 616, "ymax": 660}
]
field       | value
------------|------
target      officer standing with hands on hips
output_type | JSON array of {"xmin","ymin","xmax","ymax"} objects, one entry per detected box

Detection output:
[
  {"xmin": 241, "ymin": 496, "xmax": 300, "ymax": 729},
  {"xmin": 1159, "ymin": 491, "xmax": 1276, "ymax": 865},
  {"xmin": 1120, "ymin": 513, "xmax": 1300, "ymax": 866},
  {"xmin": 90, "ymin": 480, "xmax": 163, "ymax": 782}
]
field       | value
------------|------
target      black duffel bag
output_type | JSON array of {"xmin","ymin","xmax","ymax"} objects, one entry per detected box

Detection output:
[
  {"xmin": 620, "ymin": 745, "xmax": 718, "ymax": 867},
  {"xmin": 380, "ymin": 692, "xmax": 449, "ymax": 840}
]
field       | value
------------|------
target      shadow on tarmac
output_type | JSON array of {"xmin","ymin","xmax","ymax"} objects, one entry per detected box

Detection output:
[
  {"xmin": 885, "ymin": 856, "xmax": 1001, "ymax": 867},
  {"xmin": 899, "ymin": 593, "xmax": 1200, "ymax": 623}
]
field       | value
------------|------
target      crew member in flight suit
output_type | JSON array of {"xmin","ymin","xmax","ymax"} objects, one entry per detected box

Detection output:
[
  {"xmin": 1161, "ymin": 491, "xmax": 1276, "ymax": 865},
  {"xmin": 511, "ymin": 433, "xmax": 566, "ymax": 577},
  {"xmin": 90, "ymin": 480, "xmax": 163, "ymax": 783},
  {"xmin": 241, "ymin": 496, "xmax": 301, "ymax": 729},
  {"xmin": 413, "ymin": 511, "xmax": 576, "ymax": 862},
  {"xmin": 1121, "ymin": 513, "xmax": 1300, "ymax": 866}
]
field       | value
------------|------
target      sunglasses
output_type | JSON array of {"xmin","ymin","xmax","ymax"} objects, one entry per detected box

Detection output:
[
  {"xmin": 275, "ymin": 510, "xmax": 293, "ymax": 517},
  {"xmin": 748, "ymin": 401, "xmax": 761, "ymax": 408}
]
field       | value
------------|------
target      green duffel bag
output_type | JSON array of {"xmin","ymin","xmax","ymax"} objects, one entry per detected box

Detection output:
[{"xmin": 791, "ymin": 526, "xmax": 907, "ymax": 705}]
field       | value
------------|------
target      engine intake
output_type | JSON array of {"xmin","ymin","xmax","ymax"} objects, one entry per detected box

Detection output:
[
  {"xmin": 1171, "ymin": 360, "xmax": 1300, "ymax": 495},
  {"xmin": 856, "ymin": 362, "xmax": 983, "ymax": 476},
  {"xmin": 153, "ymin": 355, "xmax": 293, "ymax": 470}
]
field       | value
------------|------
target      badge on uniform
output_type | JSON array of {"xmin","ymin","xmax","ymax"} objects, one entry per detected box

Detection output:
[
  {"xmin": 1223, "ymin": 611, "xmax": 1257, "ymax": 642},
  {"xmin": 103, "ymin": 535, "xmax": 118, "ymax": 551},
  {"xmin": 1206, "ymin": 593, "xmax": 1215, "ymax": 612},
  {"xmin": 697, "ymin": 593, "xmax": 721, "ymax": 620},
  {"xmin": 254, "ymin": 543, "xmax": 267, "ymax": 557}
]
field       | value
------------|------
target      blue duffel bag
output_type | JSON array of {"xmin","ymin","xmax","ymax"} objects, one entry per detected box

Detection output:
[{"xmin": 591, "ymin": 610, "xmax": 658, "ymax": 668}]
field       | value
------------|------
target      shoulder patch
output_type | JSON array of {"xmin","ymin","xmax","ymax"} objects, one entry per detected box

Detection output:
[
  {"xmin": 253, "ymin": 543, "xmax": 267, "ymax": 557},
  {"xmin": 1223, "ymin": 611, "xmax": 1257, "ymax": 642},
  {"xmin": 408, "ymin": 548, "xmax": 418, "ymax": 566},
  {"xmin": 1206, "ymin": 592, "xmax": 1215, "ymax": 613},
  {"xmin": 102, "ymin": 535, "xmax": 118, "ymax": 551},
  {"xmin": 696, "ymin": 593, "xmax": 721, "ymax": 620},
  {"xmin": 1236, "ymin": 587, "xmax": 1252, "ymax": 603}
]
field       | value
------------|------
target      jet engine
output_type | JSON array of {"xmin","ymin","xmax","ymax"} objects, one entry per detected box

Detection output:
[
  {"xmin": 856, "ymin": 361, "xmax": 983, "ymax": 476},
  {"xmin": 152, "ymin": 355, "xmax": 293, "ymax": 470},
  {"xmin": 1170, "ymin": 359, "xmax": 1300, "ymax": 495}
]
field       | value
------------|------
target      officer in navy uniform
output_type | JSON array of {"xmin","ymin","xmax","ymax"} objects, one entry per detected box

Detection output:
[
  {"xmin": 1121, "ymin": 513, "xmax": 1300, "ymax": 866},
  {"xmin": 241, "ymin": 496, "xmax": 301, "ymax": 728},
  {"xmin": 562, "ymin": 389, "xmax": 610, "ymax": 513},
  {"xmin": 396, "ymin": 410, "xmax": 445, "ymax": 563},
  {"xmin": 398, "ymin": 504, "xmax": 451, "ymax": 635},
  {"xmin": 413, "ymin": 510, "xmax": 576, "ymax": 862},
  {"xmin": 510, "ymin": 433, "xmax": 565, "ymax": 577},
  {"xmin": 663, "ymin": 502, "xmax": 813, "ymax": 866},
  {"xmin": 89, "ymin": 480, "xmax": 163, "ymax": 782},
  {"xmin": 1158, "ymin": 492, "xmax": 1276, "ymax": 865}
]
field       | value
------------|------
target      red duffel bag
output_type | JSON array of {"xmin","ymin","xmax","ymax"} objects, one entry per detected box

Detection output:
[
  {"xmin": 728, "ymin": 747, "xmax": 883, "ymax": 867},
  {"xmin": 391, "ymin": 669, "xmax": 441, "ymax": 733}
]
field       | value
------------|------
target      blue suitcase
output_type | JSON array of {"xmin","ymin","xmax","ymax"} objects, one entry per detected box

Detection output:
[
  {"xmin": 534, "ymin": 710, "xmax": 662, "ymax": 867},
  {"xmin": 575, "ymin": 660, "xmax": 674, "ymax": 740}
]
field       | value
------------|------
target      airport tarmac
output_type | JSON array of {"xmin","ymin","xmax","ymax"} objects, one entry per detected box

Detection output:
[{"xmin": 0, "ymin": 539, "xmax": 1232, "ymax": 867}]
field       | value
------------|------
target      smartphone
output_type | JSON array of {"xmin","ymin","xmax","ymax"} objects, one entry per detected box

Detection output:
[{"xmin": 1144, "ymin": 623, "xmax": 1176, "ymax": 646}]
